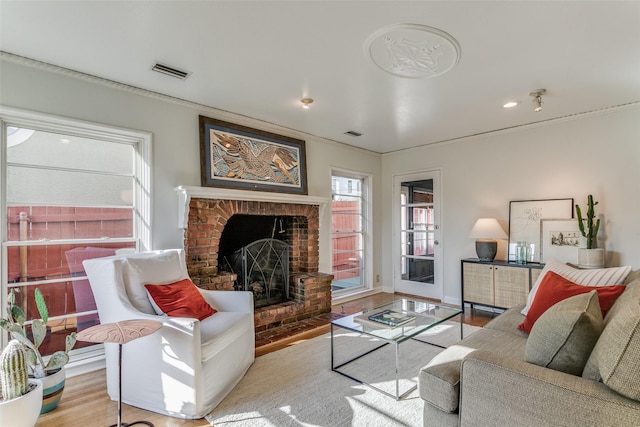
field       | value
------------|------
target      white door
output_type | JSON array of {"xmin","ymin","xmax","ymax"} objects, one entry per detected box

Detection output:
[{"xmin": 393, "ymin": 170, "xmax": 443, "ymax": 300}]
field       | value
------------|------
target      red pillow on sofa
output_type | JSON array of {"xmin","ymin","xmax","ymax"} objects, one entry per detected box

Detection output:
[
  {"xmin": 144, "ymin": 278, "xmax": 217, "ymax": 321},
  {"xmin": 518, "ymin": 271, "xmax": 625, "ymax": 334}
]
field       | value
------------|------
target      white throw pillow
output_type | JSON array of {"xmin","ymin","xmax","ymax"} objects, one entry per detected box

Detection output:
[
  {"xmin": 521, "ymin": 258, "xmax": 631, "ymax": 316},
  {"xmin": 122, "ymin": 250, "xmax": 190, "ymax": 314}
]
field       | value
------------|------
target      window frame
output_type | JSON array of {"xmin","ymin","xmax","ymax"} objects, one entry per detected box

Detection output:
[
  {"xmin": 1, "ymin": 106, "xmax": 152, "ymax": 374},
  {"xmin": 330, "ymin": 168, "xmax": 372, "ymax": 297}
]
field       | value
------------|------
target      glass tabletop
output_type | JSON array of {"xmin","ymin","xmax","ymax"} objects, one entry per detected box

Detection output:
[{"xmin": 331, "ymin": 299, "xmax": 462, "ymax": 343}]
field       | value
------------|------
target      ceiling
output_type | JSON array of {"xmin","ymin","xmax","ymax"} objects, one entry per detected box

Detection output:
[{"xmin": 1, "ymin": 1, "xmax": 639, "ymax": 154}]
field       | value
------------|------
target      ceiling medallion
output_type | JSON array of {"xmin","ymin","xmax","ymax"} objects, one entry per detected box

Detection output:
[{"xmin": 365, "ymin": 23, "xmax": 461, "ymax": 79}]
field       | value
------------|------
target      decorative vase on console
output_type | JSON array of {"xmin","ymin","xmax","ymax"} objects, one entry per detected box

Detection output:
[{"xmin": 575, "ymin": 194, "xmax": 605, "ymax": 269}]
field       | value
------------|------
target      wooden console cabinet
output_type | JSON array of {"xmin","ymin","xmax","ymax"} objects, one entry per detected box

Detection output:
[{"xmin": 462, "ymin": 259, "xmax": 544, "ymax": 310}]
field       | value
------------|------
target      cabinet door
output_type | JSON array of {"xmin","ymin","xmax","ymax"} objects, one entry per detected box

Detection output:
[
  {"xmin": 530, "ymin": 268, "xmax": 543, "ymax": 286},
  {"xmin": 463, "ymin": 262, "xmax": 494, "ymax": 305},
  {"xmin": 494, "ymin": 265, "xmax": 529, "ymax": 308}
]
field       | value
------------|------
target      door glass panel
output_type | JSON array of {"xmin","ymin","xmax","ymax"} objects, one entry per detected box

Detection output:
[{"xmin": 400, "ymin": 179, "xmax": 435, "ymax": 285}]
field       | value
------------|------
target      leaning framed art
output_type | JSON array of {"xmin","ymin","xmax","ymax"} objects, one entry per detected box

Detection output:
[
  {"xmin": 539, "ymin": 219, "xmax": 582, "ymax": 264},
  {"xmin": 199, "ymin": 116, "xmax": 308, "ymax": 195},
  {"xmin": 508, "ymin": 198, "xmax": 574, "ymax": 262}
]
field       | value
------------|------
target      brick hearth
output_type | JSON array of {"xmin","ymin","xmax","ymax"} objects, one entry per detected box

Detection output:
[{"xmin": 181, "ymin": 196, "xmax": 333, "ymax": 335}]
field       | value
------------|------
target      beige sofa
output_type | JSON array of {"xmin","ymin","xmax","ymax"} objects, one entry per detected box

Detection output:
[{"xmin": 419, "ymin": 269, "xmax": 640, "ymax": 427}]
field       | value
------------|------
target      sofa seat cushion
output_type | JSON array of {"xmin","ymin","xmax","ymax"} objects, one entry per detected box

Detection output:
[
  {"xmin": 483, "ymin": 305, "xmax": 528, "ymax": 338},
  {"xmin": 419, "ymin": 328, "xmax": 526, "ymax": 413},
  {"xmin": 525, "ymin": 291, "xmax": 603, "ymax": 375},
  {"xmin": 582, "ymin": 280, "xmax": 640, "ymax": 400},
  {"xmin": 200, "ymin": 311, "xmax": 254, "ymax": 362}
]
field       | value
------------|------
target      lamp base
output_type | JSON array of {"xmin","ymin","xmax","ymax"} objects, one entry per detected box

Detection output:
[{"xmin": 475, "ymin": 240, "xmax": 497, "ymax": 262}]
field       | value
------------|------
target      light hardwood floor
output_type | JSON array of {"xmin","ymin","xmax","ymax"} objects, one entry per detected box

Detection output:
[{"xmin": 36, "ymin": 293, "xmax": 493, "ymax": 427}]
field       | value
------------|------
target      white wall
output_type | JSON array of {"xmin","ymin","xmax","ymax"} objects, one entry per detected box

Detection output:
[
  {"xmin": 3, "ymin": 55, "xmax": 638, "ymax": 306},
  {"xmin": 382, "ymin": 106, "xmax": 640, "ymax": 305},
  {"xmin": 0, "ymin": 56, "xmax": 383, "ymax": 282}
]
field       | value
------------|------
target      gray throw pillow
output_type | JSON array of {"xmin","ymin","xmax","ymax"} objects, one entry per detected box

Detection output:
[
  {"xmin": 582, "ymin": 284, "xmax": 640, "ymax": 400},
  {"xmin": 525, "ymin": 291, "xmax": 603, "ymax": 376}
]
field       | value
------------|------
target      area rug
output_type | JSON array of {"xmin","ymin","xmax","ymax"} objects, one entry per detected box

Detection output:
[{"xmin": 206, "ymin": 322, "xmax": 480, "ymax": 427}]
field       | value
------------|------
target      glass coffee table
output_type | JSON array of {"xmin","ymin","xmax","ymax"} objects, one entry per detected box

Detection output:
[{"xmin": 331, "ymin": 299, "xmax": 463, "ymax": 400}]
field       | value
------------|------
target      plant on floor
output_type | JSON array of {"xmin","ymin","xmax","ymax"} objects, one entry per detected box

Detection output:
[
  {"xmin": 0, "ymin": 288, "xmax": 76, "ymax": 379},
  {"xmin": 575, "ymin": 194, "xmax": 600, "ymax": 249}
]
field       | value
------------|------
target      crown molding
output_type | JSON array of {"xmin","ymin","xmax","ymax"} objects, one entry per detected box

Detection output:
[{"xmin": 0, "ymin": 51, "xmax": 380, "ymax": 157}]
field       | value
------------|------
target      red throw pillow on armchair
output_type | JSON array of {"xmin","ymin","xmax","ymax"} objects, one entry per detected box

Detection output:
[
  {"xmin": 518, "ymin": 271, "xmax": 625, "ymax": 334},
  {"xmin": 145, "ymin": 278, "xmax": 217, "ymax": 321}
]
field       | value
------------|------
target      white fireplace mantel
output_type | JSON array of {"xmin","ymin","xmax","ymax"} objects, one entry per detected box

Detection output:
[{"xmin": 174, "ymin": 185, "xmax": 330, "ymax": 228}]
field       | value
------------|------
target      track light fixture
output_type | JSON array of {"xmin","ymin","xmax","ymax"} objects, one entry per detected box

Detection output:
[{"xmin": 529, "ymin": 89, "xmax": 546, "ymax": 112}]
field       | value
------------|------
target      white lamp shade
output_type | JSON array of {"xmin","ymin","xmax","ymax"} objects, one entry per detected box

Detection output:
[{"xmin": 469, "ymin": 218, "xmax": 507, "ymax": 240}]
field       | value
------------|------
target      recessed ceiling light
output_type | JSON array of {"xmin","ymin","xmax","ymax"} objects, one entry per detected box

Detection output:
[
  {"xmin": 300, "ymin": 98, "xmax": 314, "ymax": 109},
  {"xmin": 503, "ymin": 101, "xmax": 519, "ymax": 108}
]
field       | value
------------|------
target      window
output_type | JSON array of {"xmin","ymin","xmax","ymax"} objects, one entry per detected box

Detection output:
[
  {"xmin": 331, "ymin": 170, "xmax": 371, "ymax": 294},
  {"xmin": 1, "ymin": 107, "xmax": 151, "ymax": 368}
]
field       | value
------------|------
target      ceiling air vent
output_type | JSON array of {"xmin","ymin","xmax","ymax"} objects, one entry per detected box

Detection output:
[
  {"xmin": 151, "ymin": 62, "xmax": 190, "ymax": 80},
  {"xmin": 344, "ymin": 131, "xmax": 363, "ymax": 137}
]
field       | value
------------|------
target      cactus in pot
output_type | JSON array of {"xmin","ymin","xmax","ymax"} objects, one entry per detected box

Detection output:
[
  {"xmin": 1, "ymin": 339, "xmax": 29, "ymax": 401},
  {"xmin": 0, "ymin": 288, "xmax": 76, "ymax": 379},
  {"xmin": 575, "ymin": 194, "xmax": 600, "ymax": 249},
  {"xmin": 0, "ymin": 339, "xmax": 43, "ymax": 427}
]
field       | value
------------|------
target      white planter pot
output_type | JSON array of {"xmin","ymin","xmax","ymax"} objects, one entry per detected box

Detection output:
[
  {"xmin": 578, "ymin": 248, "xmax": 605, "ymax": 269},
  {"xmin": 39, "ymin": 366, "xmax": 66, "ymax": 414},
  {"xmin": 0, "ymin": 379, "xmax": 43, "ymax": 427}
]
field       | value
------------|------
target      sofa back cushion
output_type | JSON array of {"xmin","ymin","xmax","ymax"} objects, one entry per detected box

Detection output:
[
  {"xmin": 518, "ymin": 271, "xmax": 625, "ymax": 334},
  {"xmin": 582, "ymin": 278, "xmax": 640, "ymax": 401},
  {"xmin": 521, "ymin": 258, "xmax": 631, "ymax": 316},
  {"xmin": 525, "ymin": 291, "xmax": 603, "ymax": 376}
]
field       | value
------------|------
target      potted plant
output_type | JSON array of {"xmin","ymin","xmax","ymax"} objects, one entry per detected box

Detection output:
[
  {"xmin": 575, "ymin": 194, "xmax": 605, "ymax": 268},
  {"xmin": 0, "ymin": 339, "xmax": 43, "ymax": 427},
  {"xmin": 0, "ymin": 288, "xmax": 76, "ymax": 413}
]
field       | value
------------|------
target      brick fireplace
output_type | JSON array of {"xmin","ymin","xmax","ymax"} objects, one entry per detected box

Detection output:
[{"xmin": 175, "ymin": 186, "xmax": 333, "ymax": 333}]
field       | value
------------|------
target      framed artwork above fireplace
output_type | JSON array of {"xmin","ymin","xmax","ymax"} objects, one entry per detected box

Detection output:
[{"xmin": 199, "ymin": 116, "xmax": 308, "ymax": 195}]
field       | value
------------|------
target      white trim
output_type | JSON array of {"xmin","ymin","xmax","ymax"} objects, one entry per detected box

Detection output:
[
  {"xmin": 332, "ymin": 288, "xmax": 385, "ymax": 306},
  {"xmin": 0, "ymin": 105, "xmax": 152, "ymax": 355},
  {"xmin": 380, "ymin": 102, "xmax": 640, "ymax": 155},
  {"xmin": 1, "ymin": 51, "xmax": 379, "ymax": 157},
  {"xmin": 330, "ymin": 168, "xmax": 374, "ymax": 299},
  {"xmin": 392, "ymin": 169, "xmax": 443, "ymax": 300},
  {"xmin": 4, "ymin": 52, "xmax": 637, "ymax": 156},
  {"xmin": 174, "ymin": 185, "xmax": 330, "ymax": 229}
]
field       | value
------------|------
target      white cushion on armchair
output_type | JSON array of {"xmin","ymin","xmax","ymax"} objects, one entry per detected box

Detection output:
[{"xmin": 83, "ymin": 249, "xmax": 255, "ymax": 419}]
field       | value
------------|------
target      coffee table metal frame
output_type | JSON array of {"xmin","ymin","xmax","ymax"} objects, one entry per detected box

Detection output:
[{"xmin": 330, "ymin": 299, "xmax": 463, "ymax": 400}]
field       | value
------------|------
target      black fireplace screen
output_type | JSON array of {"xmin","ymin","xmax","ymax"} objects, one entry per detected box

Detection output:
[{"xmin": 221, "ymin": 238, "xmax": 289, "ymax": 308}]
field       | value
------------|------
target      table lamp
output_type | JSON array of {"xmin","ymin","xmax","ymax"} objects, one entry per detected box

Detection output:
[{"xmin": 469, "ymin": 218, "xmax": 507, "ymax": 262}]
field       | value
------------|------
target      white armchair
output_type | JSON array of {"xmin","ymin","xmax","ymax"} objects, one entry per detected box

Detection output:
[{"xmin": 82, "ymin": 249, "xmax": 255, "ymax": 419}]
